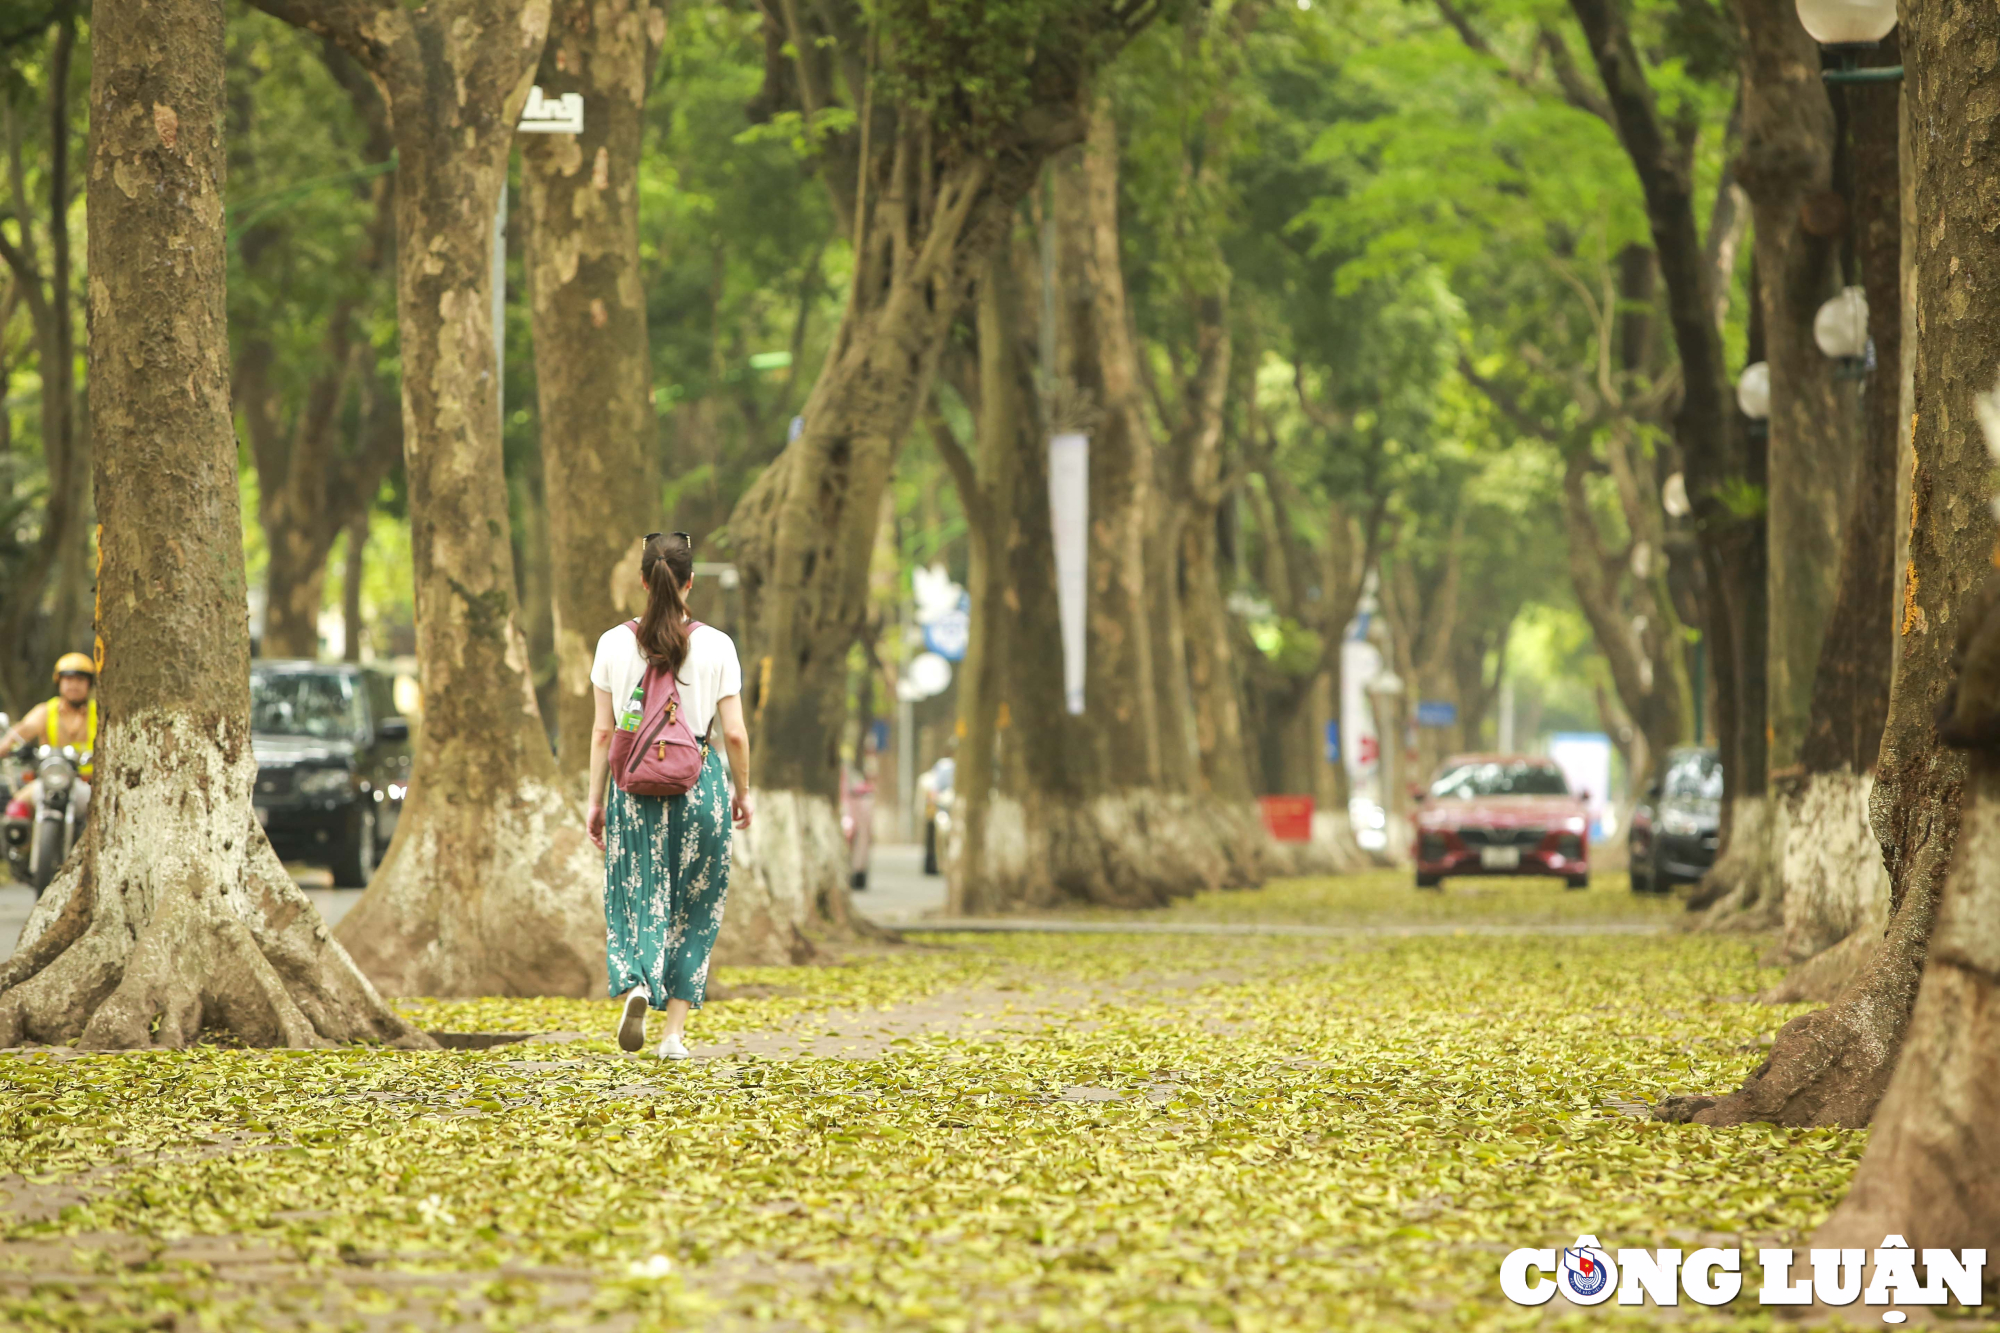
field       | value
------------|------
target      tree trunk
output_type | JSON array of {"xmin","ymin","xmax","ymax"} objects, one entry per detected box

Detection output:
[
  {"xmin": 521, "ymin": 0, "xmax": 663, "ymax": 780},
  {"xmin": 342, "ymin": 509, "xmax": 368, "ymax": 662},
  {"xmin": 255, "ymin": 0, "xmax": 607, "ymax": 997},
  {"xmin": 1692, "ymin": 0, "xmax": 1845, "ymax": 929},
  {"xmin": 1168, "ymin": 321, "xmax": 1265, "ymax": 885},
  {"xmin": 0, "ymin": 0, "xmax": 426, "ymax": 1052},
  {"xmin": 1773, "ymin": 36, "xmax": 1902, "ymax": 978},
  {"xmin": 723, "ymin": 1, "xmax": 1156, "ymax": 953},
  {"xmin": 1674, "ymin": 27, "xmax": 1982, "ymax": 1130},
  {"xmin": 1058, "ymin": 105, "xmax": 1161, "ymax": 794},
  {"xmin": 1568, "ymin": 0, "xmax": 1762, "ymax": 913},
  {"xmin": 1734, "ymin": 0, "xmax": 1846, "ymax": 776},
  {"xmin": 946, "ymin": 245, "xmax": 1217, "ymax": 912},
  {"xmin": 1786, "ymin": 9, "xmax": 2000, "ymax": 1205}
]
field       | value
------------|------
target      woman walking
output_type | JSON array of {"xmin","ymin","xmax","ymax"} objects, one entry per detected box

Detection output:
[{"xmin": 587, "ymin": 532, "xmax": 752, "ymax": 1059}]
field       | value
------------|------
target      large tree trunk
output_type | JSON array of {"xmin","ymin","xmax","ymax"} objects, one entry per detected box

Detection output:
[
  {"xmin": 723, "ymin": 1, "xmax": 1156, "ymax": 953},
  {"xmin": 1696, "ymin": 0, "xmax": 1847, "ymax": 930},
  {"xmin": 521, "ymin": 0, "xmax": 663, "ymax": 780},
  {"xmin": 1773, "ymin": 7, "xmax": 2000, "ymax": 1206},
  {"xmin": 255, "ymin": 0, "xmax": 606, "ymax": 997},
  {"xmin": 0, "ymin": 0, "xmax": 425, "ymax": 1052},
  {"xmin": 945, "ymin": 240, "xmax": 1215, "ymax": 913},
  {"xmin": 1770, "ymin": 39, "xmax": 1902, "ymax": 985},
  {"xmin": 1674, "ymin": 28, "xmax": 1979, "ymax": 1130},
  {"xmin": 1170, "ymin": 383, "xmax": 1266, "ymax": 878},
  {"xmin": 1060, "ymin": 106, "xmax": 1161, "ymax": 795},
  {"xmin": 1736, "ymin": 0, "xmax": 1846, "ymax": 775}
]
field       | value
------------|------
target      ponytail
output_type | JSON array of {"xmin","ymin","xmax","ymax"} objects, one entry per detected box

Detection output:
[{"xmin": 637, "ymin": 532, "xmax": 696, "ymax": 677}]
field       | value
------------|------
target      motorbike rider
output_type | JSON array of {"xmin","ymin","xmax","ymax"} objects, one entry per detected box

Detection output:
[{"xmin": 3, "ymin": 653, "xmax": 98, "ymax": 821}]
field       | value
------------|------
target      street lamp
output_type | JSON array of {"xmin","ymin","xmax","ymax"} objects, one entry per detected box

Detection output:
[
  {"xmin": 1796, "ymin": 0, "xmax": 1900, "ymax": 82},
  {"xmin": 1814, "ymin": 285, "xmax": 1872, "ymax": 381},
  {"xmin": 1736, "ymin": 361, "xmax": 1771, "ymax": 439}
]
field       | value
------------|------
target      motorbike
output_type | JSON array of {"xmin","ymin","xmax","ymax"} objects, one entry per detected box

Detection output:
[{"xmin": 5, "ymin": 743, "xmax": 92, "ymax": 896}]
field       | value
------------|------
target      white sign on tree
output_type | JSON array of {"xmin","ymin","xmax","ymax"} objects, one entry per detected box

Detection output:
[{"xmin": 1048, "ymin": 432, "xmax": 1089, "ymax": 715}]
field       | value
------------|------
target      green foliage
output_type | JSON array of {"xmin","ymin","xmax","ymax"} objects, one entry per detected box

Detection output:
[
  {"xmin": 879, "ymin": 0, "xmax": 1148, "ymax": 153},
  {"xmin": 0, "ymin": 882, "xmax": 1866, "ymax": 1330}
]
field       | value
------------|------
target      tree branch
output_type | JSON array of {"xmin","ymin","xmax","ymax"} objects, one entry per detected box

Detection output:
[{"xmin": 245, "ymin": 0, "xmax": 396, "ymax": 66}]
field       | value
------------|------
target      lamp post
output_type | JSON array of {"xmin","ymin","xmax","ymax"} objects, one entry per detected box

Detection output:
[
  {"xmin": 1796, "ymin": 0, "xmax": 1900, "ymax": 82},
  {"xmin": 1813, "ymin": 285, "xmax": 1873, "ymax": 381},
  {"xmin": 1736, "ymin": 361, "xmax": 1772, "ymax": 440}
]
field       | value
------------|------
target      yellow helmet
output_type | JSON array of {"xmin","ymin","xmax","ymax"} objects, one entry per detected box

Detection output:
[{"xmin": 53, "ymin": 652, "xmax": 95, "ymax": 681}]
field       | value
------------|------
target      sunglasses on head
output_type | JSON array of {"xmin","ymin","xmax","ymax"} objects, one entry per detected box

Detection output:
[{"xmin": 644, "ymin": 531, "xmax": 693, "ymax": 551}]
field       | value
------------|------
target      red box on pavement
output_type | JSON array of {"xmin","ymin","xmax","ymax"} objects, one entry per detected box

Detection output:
[{"xmin": 1259, "ymin": 795, "xmax": 1314, "ymax": 843}]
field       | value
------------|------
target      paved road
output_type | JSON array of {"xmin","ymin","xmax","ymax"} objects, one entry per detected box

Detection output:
[{"xmin": 0, "ymin": 843, "xmax": 949, "ymax": 960}]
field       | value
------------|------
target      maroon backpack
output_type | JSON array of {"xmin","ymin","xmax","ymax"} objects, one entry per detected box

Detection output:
[{"xmin": 608, "ymin": 619, "xmax": 708, "ymax": 797}]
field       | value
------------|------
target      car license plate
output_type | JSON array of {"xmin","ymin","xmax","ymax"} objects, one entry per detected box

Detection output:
[
  {"xmin": 1480, "ymin": 846, "xmax": 1520, "ymax": 870},
  {"xmin": 254, "ymin": 806, "xmax": 269, "ymax": 828}
]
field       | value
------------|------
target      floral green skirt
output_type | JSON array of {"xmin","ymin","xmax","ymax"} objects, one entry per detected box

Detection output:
[{"xmin": 603, "ymin": 745, "xmax": 732, "ymax": 1010}]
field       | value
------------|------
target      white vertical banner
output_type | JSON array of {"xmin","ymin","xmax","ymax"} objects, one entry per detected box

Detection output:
[{"xmin": 1048, "ymin": 431, "xmax": 1090, "ymax": 715}]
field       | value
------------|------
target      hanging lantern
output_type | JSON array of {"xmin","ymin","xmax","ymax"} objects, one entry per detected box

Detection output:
[
  {"xmin": 1814, "ymin": 286, "xmax": 1873, "ymax": 380},
  {"xmin": 1796, "ymin": 0, "xmax": 1901, "ymax": 82},
  {"xmin": 1736, "ymin": 362, "xmax": 1771, "ymax": 437}
]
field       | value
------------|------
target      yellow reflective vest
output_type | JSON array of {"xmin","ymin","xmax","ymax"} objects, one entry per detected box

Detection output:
[{"xmin": 46, "ymin": 696, "xmax": 96, "ymax": 777}]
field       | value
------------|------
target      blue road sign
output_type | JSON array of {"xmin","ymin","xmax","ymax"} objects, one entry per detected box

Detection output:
[{"xmin": 1415, "ymin": 700, "xmax": 1458, "ymax": 728}]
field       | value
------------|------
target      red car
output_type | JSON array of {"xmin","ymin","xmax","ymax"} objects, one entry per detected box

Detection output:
[{"xmin": 1412, "ymin": 754, "xmax": 1591, "ymax": 890}]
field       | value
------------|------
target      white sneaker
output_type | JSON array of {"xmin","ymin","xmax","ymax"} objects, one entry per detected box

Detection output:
[
  {"xmin": 616, "ymin": 988, "xmax": 649, "ymax": 1052},
  {"xmin": 656, "ymin": 1034, "xmax": 690, "ymax": 1060}
]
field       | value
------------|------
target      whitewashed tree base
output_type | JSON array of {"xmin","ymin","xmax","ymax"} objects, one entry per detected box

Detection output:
[
  {"xmin": 954, "ymin": 791, "xmax": 1267, "ymax": 910},
  {"xmin": 1694, "ymin": 795, "xmax": 1786, "ymax": 931},
  {"xmin": 0, "ymin": 712, "xmax": 427, "ymax": 1049},
  {"xmin": 335, "ymin": 777, "xmax": 603, "ymax": 998},
  {"xmin": 1774, "ymin": 768, "xmax": 1891, "ymax": 962},
  {"xmin": 714, "ymin": 788, "xmax": 849, "ymax": 966}
]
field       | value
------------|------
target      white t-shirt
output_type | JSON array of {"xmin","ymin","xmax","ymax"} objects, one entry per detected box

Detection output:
[{"xmin": 590, "ymin": 620, "xmax": 743, "ymax": 743}]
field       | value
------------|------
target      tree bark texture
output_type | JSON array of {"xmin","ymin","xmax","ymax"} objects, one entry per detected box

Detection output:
[
  {"xmin": 1812, "ymin": 0, "xmax": 2000, "ymax": 1238},
  {"xmin": 1799, "ymin": 40, "xmax": 1900, "ymax": 781},
  {"xmin": 1055, "ymin": 105, "xmax": 1161, "ymax": 794},
  {"xmin": 254, "ymin": 0, "xmax": 607, "ymax": 997},
  {"xmin": 0, "ymin": 0, "xmax": 426, "ymax": 1052},
  {"xmin": 943, "ymin": 250, "xmax": 1222, "ymax": 912},
  {"xmin": 521, "ymin": 0, "xmax": 664, "ymax": 778},
  {"xmin": 1680, "ymin": 9, "xmax": 1993, "ymax": 1128},
  {"xmin": 1768, "ymin": 38, "xmax": 1902, "ymax": 980},
  {"xmin": 726, "ymin": 1, "xmax": 1158, "ymax": 946},
  {"xmin": 1732, "ymin": 0, "xmax": 1847, "ymax": 776}
]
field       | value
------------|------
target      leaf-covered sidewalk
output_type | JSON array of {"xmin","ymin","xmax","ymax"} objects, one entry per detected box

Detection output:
[{"xmin": 0, "ymin": 875, "xmax": 1891, "ymax": 1330}]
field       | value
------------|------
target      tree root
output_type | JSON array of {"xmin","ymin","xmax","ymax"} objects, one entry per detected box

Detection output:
[
  {"xmin": 1814, "ymin": 763, "xmax": 2000, "ymax": 1251},
  {"xmin": 334, "ymin": 777, "xmax": 604, "ymax": 996},
  {"xmin": 0, "ymin": 825, "xmax": 432, "ymax": 1051},
  {"xmin": 1656, "ymin": 862, "xmax": 1936, "ymax": 1128}
]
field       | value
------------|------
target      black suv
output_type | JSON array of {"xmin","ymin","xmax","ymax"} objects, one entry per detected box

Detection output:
[
  {"xmin": 250, "ymin": 661, "xmax": 413, "ymax": 887},
  {"xmin": 1628, "ymin": 746, "xmax": 1722, "ymax": 893}
]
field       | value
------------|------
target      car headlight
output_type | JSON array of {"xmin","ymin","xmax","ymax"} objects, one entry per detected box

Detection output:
[
  {"xmin": 298, "ymin": 768, "xmax": 352, "ymax": 797},
  {"xmin": 1661, "ymin": 809, "xmax": 1702, "ymax": 836}
]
